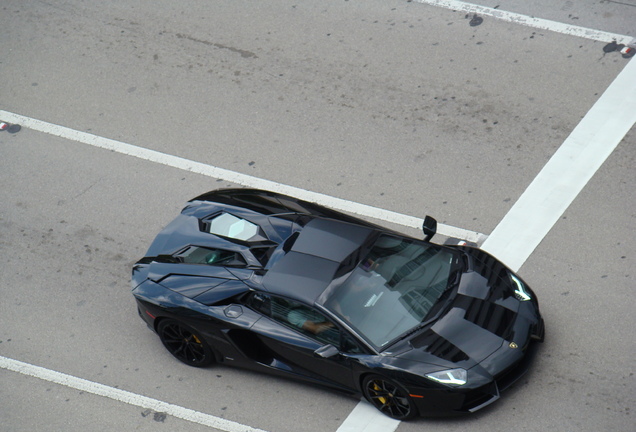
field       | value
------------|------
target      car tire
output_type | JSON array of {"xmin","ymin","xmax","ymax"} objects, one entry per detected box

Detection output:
[
  {"xmin": 362, "ymin": 374, "xmax": 417, "ymax": 420},
  {"xmin": 157, "ymin": 319, "xmax": 215, "ymax": 367}
]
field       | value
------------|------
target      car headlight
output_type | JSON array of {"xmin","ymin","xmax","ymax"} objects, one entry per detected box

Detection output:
[
  {"xmin": 510, "ymin": 274, "xmax": 531, "ymax": 301},
  {"xmin": 425, "ymin": 368, "xmax": 467, "ymax": 386}
]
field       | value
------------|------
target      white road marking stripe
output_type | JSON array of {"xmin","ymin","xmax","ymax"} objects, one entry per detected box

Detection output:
[
  {"xmin": 413, "ymin": 0, "xmax": 635, "ymax": 45},
  {"xmin": 0, "ymin": 355, "xmax": 268, "ymax": 432},
  {"xmin": 335, "ymin": 400, "xmax": 400, "ymax": 432},
  {"xmin": 0, "ymin": 109, "xmax": 484, "ymax": 244},
  {"xmin": 482, "ymin": 57, "xmax": 636, "ymax": 272}
]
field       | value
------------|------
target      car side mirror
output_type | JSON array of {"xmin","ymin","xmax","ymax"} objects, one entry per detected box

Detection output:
[
  {"xmin": 314, "ymin": 344, "xmax": 340, "ymax": 359},
  {"xmin": 422, "ymin": 215, "xmax": 437, "ymax": 242}
]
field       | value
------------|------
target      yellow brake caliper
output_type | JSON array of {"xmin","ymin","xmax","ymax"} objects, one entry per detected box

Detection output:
[{"xmin": 373, "ymin": 383, "xmax": 387, "ymax": 405}]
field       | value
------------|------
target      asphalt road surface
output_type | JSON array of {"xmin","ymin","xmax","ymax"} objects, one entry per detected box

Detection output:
[{"xmin": 1, "ymin": 1, "xmax": 634, "ymax": 431}]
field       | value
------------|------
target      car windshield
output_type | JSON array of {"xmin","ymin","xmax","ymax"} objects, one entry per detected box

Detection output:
[{"xmin": 322, "ymin": 234, "xmax": 457, "ymax": 350}]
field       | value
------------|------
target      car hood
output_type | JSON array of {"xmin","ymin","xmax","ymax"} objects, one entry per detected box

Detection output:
[{"xmin": 395, "ymin": 247, "xmax": 540, "ymax": 375}]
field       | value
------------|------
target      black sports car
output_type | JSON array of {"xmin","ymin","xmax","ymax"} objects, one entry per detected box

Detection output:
[{"xmin": 131, "ymin": 189, "xmax": 544, "ymax": 420}]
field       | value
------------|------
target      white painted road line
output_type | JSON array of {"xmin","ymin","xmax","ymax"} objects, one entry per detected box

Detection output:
[
  {"xmin": 414, "ymin": 0, "xmax": 635, "ymax": 45},
  {"xmin": 0, "ymin": 109, "xmax": 485, "ymax": 244},
  {"xmin": 0, "ymin": 355, "xmax": 268, "ymax": 432},
  {"xmin": 482, "ymin": 57, "xmax": 636, "ymax": 272},
  {"xmin": 335, "ymin": 399, "xmax": 400, "ymax": 432}
]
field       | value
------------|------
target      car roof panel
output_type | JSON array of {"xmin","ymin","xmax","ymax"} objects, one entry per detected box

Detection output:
[
  {"xmin": 262, "ymin": 251, "xmax": 340, "ymax": 304},
  {"xmin": 291, "ymin": 218, "xmax": 372, "ymax": 262}
]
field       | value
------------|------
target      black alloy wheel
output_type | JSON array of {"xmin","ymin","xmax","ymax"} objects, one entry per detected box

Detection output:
[
  {"xmin": 157, "ymin": 319, "xmax": 214, "ymax": 367},
  {"xmin": 362, "ymin": 375, "xmax": 417, "ymax": 420}
]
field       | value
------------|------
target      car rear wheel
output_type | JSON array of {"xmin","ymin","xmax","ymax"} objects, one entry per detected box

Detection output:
[
  {"xmin": 157, "ymin": 319, "xmax": 215, "ymax": 367},
  {"xmin": 362, "ymin": 375, "xmax": 417, "ymax": 420}
]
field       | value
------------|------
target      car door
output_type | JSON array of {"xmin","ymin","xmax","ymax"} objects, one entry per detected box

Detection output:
[{"xmin": 242, "ymin": 292, "xmax": 364, "ymax": 391}]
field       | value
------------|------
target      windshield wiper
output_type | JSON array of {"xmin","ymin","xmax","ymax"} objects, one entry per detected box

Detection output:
[{"xmin": 382, "ymin": 321, "xmax": 430, "ymax": 350}]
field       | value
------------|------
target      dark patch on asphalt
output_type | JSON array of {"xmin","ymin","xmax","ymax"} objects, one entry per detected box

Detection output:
[
  {"xmin": 0, "ymin": 121, "xmax": 21, "ymax": 133},
  {"xmin": 468, "ymin": 14, "xmax": 483, "ymax": 27},
  {"xmin": 141, "ymin": 409, "xmax": 168, "ymax": 422},
  {"xmin": 603, "ymin": 41, "xmax": 621, "ymax": 53},
  {"xmin": 176, "ymin": 33, "xmax": 257, "ymax": 59},
  {"xmin": 602, "ymin": 41, "xmax": 635, "ymax": 58}
]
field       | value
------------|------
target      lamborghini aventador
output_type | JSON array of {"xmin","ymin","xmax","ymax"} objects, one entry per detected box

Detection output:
[{"xmin": 131, "ymin": 188, "xmax": 544, "ymax": 419}]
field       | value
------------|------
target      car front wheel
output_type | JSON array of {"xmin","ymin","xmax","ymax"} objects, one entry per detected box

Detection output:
[{"xmin": 362, "ymin": 374, "xmax": 417, "ymax": 420}]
